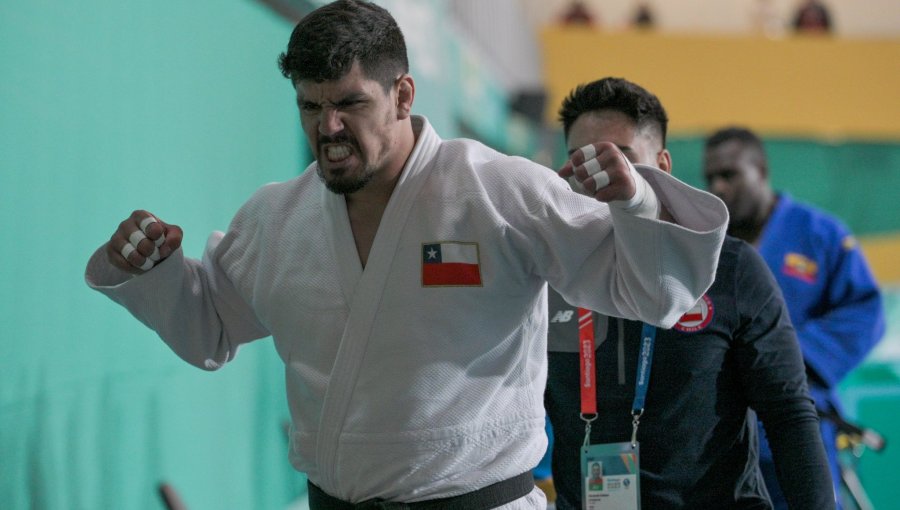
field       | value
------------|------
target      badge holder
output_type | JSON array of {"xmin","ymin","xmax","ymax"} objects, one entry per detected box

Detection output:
[{"xmin": 577, "ymin": 313, "xmax": 655, "ymax": 510}]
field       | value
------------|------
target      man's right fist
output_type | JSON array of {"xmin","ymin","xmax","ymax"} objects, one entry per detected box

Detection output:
[{"xmin": 105, "ymin": 210, "xmax": 183, "ymax": 273}]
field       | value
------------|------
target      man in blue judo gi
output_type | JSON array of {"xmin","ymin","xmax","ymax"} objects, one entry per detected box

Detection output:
[{"xmin": 704, "ymin": 126, "xmax": 886, "ymax": 509}]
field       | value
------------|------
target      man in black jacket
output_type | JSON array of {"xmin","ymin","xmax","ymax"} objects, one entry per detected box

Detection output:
[{"xmin": 544, "ymin": 77, "xmax": 834, "ymax": 509}]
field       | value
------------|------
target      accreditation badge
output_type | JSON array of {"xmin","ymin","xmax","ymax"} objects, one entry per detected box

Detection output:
[{"xmin": 581, "ymin": 441, "xmax": 640, "ymax": 510}]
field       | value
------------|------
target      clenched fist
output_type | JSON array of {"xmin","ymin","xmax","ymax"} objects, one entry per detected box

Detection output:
[
  {"xmin": 559, "ymin": 142, "xmax": 659, "ymax": 218},
  {"xmin": 105, "ymin": 210, "xmax": 183, "ymax": 274}
]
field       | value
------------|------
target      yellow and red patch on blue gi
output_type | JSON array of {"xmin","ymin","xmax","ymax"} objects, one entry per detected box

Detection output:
[
  {"xmin": 782, "ymin": 252, "xmax": 818, "ymax": 284},
  {"xmin": 673, "ymin": 294, "xmax": 714, "ymax": 333},
  {"xmin": 422, "ymin": 242, "xmax": 482, "ymax": 287}
]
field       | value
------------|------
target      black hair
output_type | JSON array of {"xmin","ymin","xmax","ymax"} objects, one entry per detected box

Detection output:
[
  {"xmin": 705, "ymin": 126, "xmax": 766, "ymax": 153},
  {"xmin": 704, "ymin": 126, "xmax": 768, "ymax": 170},
  {"xmin": 277, "ymin": 0, "xmax": 409, "ymax": 92},
  {"xmin": 558, "ymin": 77, "xmax": 668, "ymax": 146}
]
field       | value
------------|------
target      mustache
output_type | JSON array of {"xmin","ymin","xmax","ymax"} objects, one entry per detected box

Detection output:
[{"xmin": 318, "ymin": 133, "xmax": 355, "ymax": 146}]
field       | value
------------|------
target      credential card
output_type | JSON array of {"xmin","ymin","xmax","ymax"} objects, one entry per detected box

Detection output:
[{"xmin": 580, "ymin": 441, "xmax": 640, "ymax": 510}]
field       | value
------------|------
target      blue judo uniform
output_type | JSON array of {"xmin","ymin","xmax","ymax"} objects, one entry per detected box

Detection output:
[{"xmin": 757, "ymin": 194, "xmax": 885, "ymax": 509}]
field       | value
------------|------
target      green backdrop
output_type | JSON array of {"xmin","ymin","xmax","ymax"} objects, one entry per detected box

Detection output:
[{"xmin": 1, "ymin": 1, "xmax": 308, "ymax": 509}]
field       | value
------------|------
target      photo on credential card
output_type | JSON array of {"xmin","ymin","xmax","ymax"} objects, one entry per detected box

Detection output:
[{"xmin": 581, "ymin": 442, "xmax": 640, "ymax": 510}]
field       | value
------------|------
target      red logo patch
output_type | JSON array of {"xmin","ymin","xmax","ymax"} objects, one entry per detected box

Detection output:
[{"xmin": 673, "ymin": 294, "xmax": 714, "ymax": 333}]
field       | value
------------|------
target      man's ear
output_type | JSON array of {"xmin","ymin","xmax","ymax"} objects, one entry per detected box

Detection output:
[
  {"xmin": 396, "ymin": 75, "xmax": 415, "ymax": 119},
  {"xmin": 657, "ymin": 149, "xmax": 673, "ymax": 174}
]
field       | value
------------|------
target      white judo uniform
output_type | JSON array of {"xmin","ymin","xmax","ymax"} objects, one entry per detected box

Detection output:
[{"xmin": 86, "ymin": 116, "xmax": 727, "ymax": 506}]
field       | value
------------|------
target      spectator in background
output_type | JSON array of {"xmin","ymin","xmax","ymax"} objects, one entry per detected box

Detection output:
[
  {"xmin": 631, "ymin": 2, "xmax": 656, "ymax": 30},
  {"xmin": 560, "ymin": 1, "xmax": 596, "ymax": 27},
  {"xmin": 704, "ymin": 126, "xmax": 886, "ymax": 510},
  {"xmin": 792, "ymin": 0, "xmax": 833, "ymax": 34},
  {"xmin": 545, "ymin": 77, "xmax": 834, "ymax": 510}
]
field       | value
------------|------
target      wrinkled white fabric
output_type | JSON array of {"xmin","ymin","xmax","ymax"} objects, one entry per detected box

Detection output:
[{"xmin": 86, "ymin": 116, "xmax": 726, "ymax": 505}]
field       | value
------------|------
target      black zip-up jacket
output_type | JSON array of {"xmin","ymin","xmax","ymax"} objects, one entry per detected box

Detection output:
[{"xmin": 545, "ymin": 236, "xmax": 834, "ymax": 510}]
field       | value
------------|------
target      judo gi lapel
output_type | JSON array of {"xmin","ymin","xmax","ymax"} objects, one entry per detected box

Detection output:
[{"xmin": 316, "ymin": 117, "xmax": 441, "ymax": 489}]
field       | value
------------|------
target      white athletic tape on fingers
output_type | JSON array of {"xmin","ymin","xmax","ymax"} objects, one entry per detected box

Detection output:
[
  {"xmin": 128, "ymin": 230, "xmax": 148, "ymax": 249},
  {"xmin": 139, "ymin": 216, "xmax": 158, "ymax": 234},
  {"xmin": 568, "ymin": 175, "xmax": 587, "ymax": 195},
  {"xmin": 579, "ymin": 144, "xmax": 597, "ymax": 162},
  {"xmin": 582, "ymin": 157, "xmax": 603, "ymax": 176},
  {"xmin": 138, "ymin": 259, "xmax": 154, "ymax": 271},
  {"xmin": 581, "ymin": 158, "xmax": 610, "ymax": 191},
  {"xmin": 140, "ymin": 216, "xmax": 166, "ymax": 248},
  {"xmin": 148, "ymin": 246, "xmax": 161, "ymax": 262},
  {"xmin": 120, "ymin": 243, "xmax": 136, "ymax": 260}
]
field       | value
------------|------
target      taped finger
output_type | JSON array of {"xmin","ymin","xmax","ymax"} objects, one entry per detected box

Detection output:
[
  {"xmin": 583, "ymin": 158, "xmax": 603, "ymax": 176},
  {"xmin": 128, "ymin": 230, "xmax": 148, "ymax": 249},
  {"xmin": 139, "ymin": 215, "xmax": 166, "ymax": 247},
  {"xmin": 593, "ymin": 170, "xmax": 611, "ymax": 189},
  {"xmin": 120, "ymin": 243, "xmax": 136, "ymax": 260},
  {"xmin": 139, "ymin": 215, "xmax": 158, "ymax": 234},
  {"xmin": 138, "ymin": 259, "xmax": 154, "ymax": 271},
  {"xmin": 148, "ymin": 246, "xmax": 161, "ymax": 262},
  {"xmin": 568, "ymin": 175, "xmax": 586, "ymax": 194},
  {"xmin": 579, "ymin": 144, "xmax": 597, "ymax": 162}
]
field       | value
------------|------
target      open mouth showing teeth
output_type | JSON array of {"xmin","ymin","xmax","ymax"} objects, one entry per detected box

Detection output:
[{"xmin": 325, "ymin": 144, "xmax": 352, "ymax": 162}]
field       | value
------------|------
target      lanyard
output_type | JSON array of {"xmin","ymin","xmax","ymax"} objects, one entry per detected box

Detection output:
[
  {"xmin": 578, "ymin": 308, "xmax": 597, "ymax": 417},
  {"xmin": 579, "ymin": 310, "xmax": 657, "ymax": 448}
]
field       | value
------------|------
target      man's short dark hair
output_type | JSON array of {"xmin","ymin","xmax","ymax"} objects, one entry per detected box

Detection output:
[
  {"xmin": 277, "ymin": 0, "xmax": 409, "ymax": 91},
  {"xmin": 704, "ymin": 126, "xmax": 769, "ymax": 171},
  {"xmin": 558, "ymin": 77, "xmax": 668, "ymax": 146},
  {"xmin": 704, "ymin": 126, "xmax": 765, "ymax": 154}
]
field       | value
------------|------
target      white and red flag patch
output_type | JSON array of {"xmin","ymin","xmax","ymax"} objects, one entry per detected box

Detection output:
[
  {"xmin": 422, "ymin": 242, "xmax": 482, "ymax": 287},
  {"xmin": 673, "ymin": 294, "xmax": 714, "ymax": 333}
]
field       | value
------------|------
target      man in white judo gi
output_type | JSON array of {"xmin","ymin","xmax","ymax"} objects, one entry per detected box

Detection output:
[{"xmin": 85, "ymin": 1, "xmax": 728, "ymax": 507}]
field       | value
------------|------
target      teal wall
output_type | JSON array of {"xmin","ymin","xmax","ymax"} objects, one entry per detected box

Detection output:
[{"xmin": 1, "ymin": 1, "xmax": 308, "ymax": 509}]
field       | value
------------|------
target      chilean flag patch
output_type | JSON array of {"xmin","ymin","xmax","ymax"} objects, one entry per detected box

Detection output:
[
  {"xmin": 673, "ymin": 294, "xmax": 714, "ymax": 333},
  {"xmin": 422, "ymin": 242, "xmax": 482, "ymax": 287}
]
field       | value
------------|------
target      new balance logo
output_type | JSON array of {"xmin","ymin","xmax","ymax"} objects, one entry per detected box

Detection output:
[{"xmin": 550, "ymin": 310, "xmax": 575, "ymax": 323}]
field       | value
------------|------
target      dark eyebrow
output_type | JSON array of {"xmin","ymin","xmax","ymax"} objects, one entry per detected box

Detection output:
[
  {"xmin": 333, "ymin": 93, "xmax": 369, "ymax": 106},
  {"xmin": 297, "ymin": 92, "xmax": 370, "ymax": 109}
]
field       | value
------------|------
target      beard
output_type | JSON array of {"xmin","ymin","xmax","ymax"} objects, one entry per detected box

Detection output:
[
  {"xmin": 317, "ymin": 164, "xmax": 375, "ymax": 195},
  {"xmin": 315, "ymin": 133, "xmax": 375, "ymax": 195}
]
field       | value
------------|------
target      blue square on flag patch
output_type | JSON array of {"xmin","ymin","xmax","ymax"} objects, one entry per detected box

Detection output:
[{"xmin": 422, "ymin": 242, "xmax": 482, "ymax": 287}]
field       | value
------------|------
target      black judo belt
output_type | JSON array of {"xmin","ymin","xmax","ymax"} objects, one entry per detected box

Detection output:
[{"xmin": 307, "ymin": 471, "xmax": 535, "ymax": 510}]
